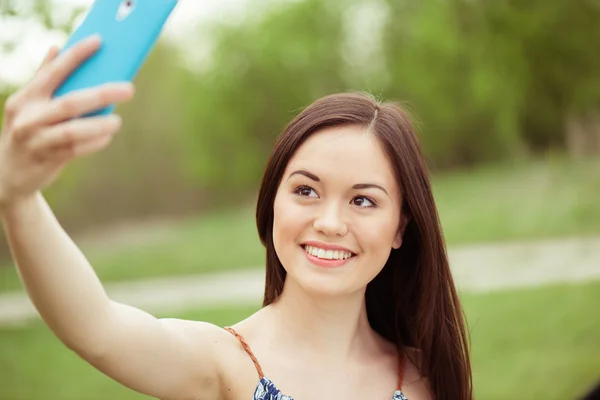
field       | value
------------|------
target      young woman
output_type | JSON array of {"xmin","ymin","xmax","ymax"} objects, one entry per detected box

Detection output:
[{"xmin": 0, "ymin": 37, "xmax": 472, "ymax": 399}]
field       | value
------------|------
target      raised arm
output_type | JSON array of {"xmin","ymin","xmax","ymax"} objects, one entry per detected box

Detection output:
[{"xmin": 0, "ymin": 37, "xmax": 224, "ymax": 400}]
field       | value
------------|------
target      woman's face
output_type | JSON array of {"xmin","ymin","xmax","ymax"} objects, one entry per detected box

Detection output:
[{"xmin": 272, "ymin": 125, "xmax": 407, "ymax": 297}]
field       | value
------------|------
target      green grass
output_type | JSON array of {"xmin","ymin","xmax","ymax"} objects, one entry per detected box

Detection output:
[
  {"xmin": 0, "ymin": 282, "xmax": 599, "ymax": 399},
  {"xmin": 463, "ymin": 281, "xmax": 600, "ymax": 399},
  {"xmin": 0, "ymin": 206, "xmax": 266, "ymax": 293},
  {"xmin": 1, "ymin": 156, "xmax": 599, "ymax": 293},
  {"xmin": 435, "ymin": 156, "xmax": 600, "ymax": 245}
]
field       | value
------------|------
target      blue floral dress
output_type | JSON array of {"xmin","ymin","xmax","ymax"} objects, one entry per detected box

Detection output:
[
  {"xmin": 225, "ymin": 327, "xmax": 409, "ymax": 400},
  {"xmin": 253, "ymin": 376, "xmax": 409, "ymax": 399}
]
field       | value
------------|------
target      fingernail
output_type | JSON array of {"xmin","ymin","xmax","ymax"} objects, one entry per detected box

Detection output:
[
  {"xmin": 88, "ymin": 34, "xmax": 102, "ymax": 44},
  {"xmin": 122, "ymin": 83, "xmax": 135, "ymax": 95},
  {"xmin": 109, "ymin": 114, "xmax": 123, "ymax": 128}
]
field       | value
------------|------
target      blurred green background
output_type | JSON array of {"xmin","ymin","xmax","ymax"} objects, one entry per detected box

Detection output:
[{"xmin": 0, "ymin": 0, "xmax": 599, "ymax": 399}]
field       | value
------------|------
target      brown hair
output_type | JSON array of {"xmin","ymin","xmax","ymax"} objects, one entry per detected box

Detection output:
[{"xmin": 256, "ymin": 92, "xmax": 472, "ymax": 400}]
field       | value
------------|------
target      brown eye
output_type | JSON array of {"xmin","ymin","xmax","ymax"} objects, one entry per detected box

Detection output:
[
  {"xmin": 352, "ymin": 196, "xmax": 375, "ymax": 208},
  {"xmin": 294, "ymin": 185, "xmax": 318, "ymax": 198}
]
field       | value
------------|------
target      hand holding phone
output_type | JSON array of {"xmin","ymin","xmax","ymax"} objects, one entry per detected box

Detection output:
[{"xmin": 0, "ymin": 38, "xmax": 135, "ymax": 212}]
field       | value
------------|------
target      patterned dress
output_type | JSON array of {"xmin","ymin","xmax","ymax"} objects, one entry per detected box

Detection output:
[
  {"xmin": 253, "ymin": 376, "xmax": 409, "ymax": 399},
  {"xmin": 225, "ymin": 327, "xmax": 409, "ymax": 400}
]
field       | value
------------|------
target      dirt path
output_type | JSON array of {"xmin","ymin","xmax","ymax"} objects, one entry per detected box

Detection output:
[{"xmin": 1, "ymin": 236, "xmax": 599, "ymax": 327}]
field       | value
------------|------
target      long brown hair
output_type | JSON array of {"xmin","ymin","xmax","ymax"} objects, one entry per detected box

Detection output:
[{"xmin": 256, "ymin": 92, "xmax": 472, "ymax": 400}]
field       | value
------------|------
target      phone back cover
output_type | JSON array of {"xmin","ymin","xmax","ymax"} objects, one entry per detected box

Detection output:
[{"xmin": 53, "ymin": 0, "xmax": 178, "ymax": 115}]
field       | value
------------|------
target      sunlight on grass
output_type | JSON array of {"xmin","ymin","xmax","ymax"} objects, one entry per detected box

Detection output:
[{"xmin": 435, "ymin": 156, "xmax": 600, "ymax": 245}]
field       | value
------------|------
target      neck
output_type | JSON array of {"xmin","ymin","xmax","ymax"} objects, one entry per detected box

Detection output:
[{"xmin": 266, "ymin": 278, "xmax": 378, "ymax": 360}]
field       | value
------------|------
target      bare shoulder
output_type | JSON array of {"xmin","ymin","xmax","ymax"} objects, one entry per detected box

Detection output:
[
  {"xmin": 162, "ymin": 317, "xmax": 267, "ymax": 399},
  {"xmin": 401, "ymin": 346, "xmax": 433, "ymax": 400},
  {"xmin": 160, "ymin": 318, "xmax": 241, "ymax": 358},
  {"xmin": 160, "ymin": 318, "xmax": 254, "ymax": 362},
  {"xmin": 156, "ymin": 319, "xmax": 247, "ymax": 394},
  {"xmin": 160, "ymin": 317, "xmax": 228, "ymax": 338}
]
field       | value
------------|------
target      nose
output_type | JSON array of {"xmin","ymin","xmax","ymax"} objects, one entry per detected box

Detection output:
[{"xmin": 313, "ymin": 202, "xmax": 348, "ymax": 237}]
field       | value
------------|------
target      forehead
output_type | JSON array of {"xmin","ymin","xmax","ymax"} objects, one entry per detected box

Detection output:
[{"xmin": 285, "ymin": 125, "xmax": 399, "ymax": 193}]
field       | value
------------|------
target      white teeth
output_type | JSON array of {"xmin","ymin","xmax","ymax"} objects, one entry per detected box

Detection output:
[{"xmin": 304, "ymin": 245, "xmax": 353, "ymax": 260}]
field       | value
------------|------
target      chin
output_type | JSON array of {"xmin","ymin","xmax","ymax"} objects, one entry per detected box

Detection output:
[
  {"xmin": 291, "ymin": 275, "xmax": 356, "ymax": 299},
  {"xmin": 282, "ymin": 253, "xmax": 364, "ymax": 298}
]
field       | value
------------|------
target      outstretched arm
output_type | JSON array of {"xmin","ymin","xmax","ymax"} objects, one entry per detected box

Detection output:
[{"xmin": 0, "ymin": 37, "xmax": 224, "ymax": 400}]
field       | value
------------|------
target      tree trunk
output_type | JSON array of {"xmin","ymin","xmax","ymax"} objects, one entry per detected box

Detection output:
[{"xmin": 566, "ymin": 110, "xmax": 600, "ymax": 156}]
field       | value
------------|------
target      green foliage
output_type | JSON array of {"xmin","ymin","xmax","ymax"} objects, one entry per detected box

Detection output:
[
  {"xmin": 483, "ymin": 0, "xmax": 600, "ymax": 149},
  {"xmin": 382, "ymin": 0, "xmax": 523, "ymax": 165},
  {"xmin": 177, "ymin": 0, "xmax": 600, "ymax": 176},
  {"xmin": 178, "ymin": 0, "xmax": 350, "ymax": 194}
]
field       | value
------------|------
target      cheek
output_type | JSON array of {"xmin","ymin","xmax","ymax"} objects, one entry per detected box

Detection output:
[
  {"xmin": 358, "ymin": 212, "xmax": 400, "ymax": 256},
  {"xmin": 272, "ymin": 193, "xmax": 305, "ymax": 256}
]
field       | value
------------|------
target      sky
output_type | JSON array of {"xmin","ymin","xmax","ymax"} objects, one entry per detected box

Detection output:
[{"xmin": 0, "ymin": 0, "xmax": 255, "ymax": 87}]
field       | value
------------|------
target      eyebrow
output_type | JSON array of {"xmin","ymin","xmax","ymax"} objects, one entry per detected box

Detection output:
[{"xmin": 287, "ymin": 170, "xmax": 390, "ymax": 197}]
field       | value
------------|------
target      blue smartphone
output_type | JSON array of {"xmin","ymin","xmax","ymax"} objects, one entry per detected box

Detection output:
[{"xmin": 52, "ymin": 0, "xmax": 178, "ymax": 116}]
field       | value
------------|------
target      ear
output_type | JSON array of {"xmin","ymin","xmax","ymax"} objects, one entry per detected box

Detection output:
[{"xmin": 392, "ymin": 212, "xmax": 411, "ymax": 249}]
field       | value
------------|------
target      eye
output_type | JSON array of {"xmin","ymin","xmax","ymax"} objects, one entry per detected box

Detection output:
[
  {"xmin": 351, "ymin": 196, "xmax": 376, "ymax": 208},
  {"xmin": 293, "ymin": 185, "xmax": 318, "ymax": 198}
]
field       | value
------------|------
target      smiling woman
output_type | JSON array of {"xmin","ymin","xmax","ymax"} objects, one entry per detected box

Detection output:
[
  {"xmin": 0, "ymin": 39, "xmax": 470, "ymax": 400},
  {"xmin": 252, "ymin": 93, "xmax": 472, "ymax": 400}
]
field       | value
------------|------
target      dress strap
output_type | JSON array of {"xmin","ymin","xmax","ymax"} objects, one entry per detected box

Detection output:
[
  {"xmin": 224, "ymin": 327, "xmax": 265, "ymax": 379},
  {"xmin": 397, "ymin": 351, "xmax": 405, "ymax": 390}
]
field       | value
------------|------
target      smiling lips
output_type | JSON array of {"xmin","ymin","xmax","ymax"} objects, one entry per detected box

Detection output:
[{"xmin": 301, "ymin": 243, "xmax": 356, "ymax": 268}]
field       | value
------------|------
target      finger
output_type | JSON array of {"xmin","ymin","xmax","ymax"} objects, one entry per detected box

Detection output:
[
  {"xmin": 41, "ymin": 82, "xmax": 134, "ymax": 126},
  {"xmin": 2, "ymin": 46, "xmax": 61, "ymax": 124},
  {"xmin": 33, "ymin": 35, "xmax": 102, "ymax": 96},
  {"xmin": 56, "ymin": 130, "xmax": 115, "ymax": 160},
  {"xmin": 10, "ymin": 83, "xmax": 134, "ymax": 144},
  {"xmin": 27, "ymin": 114, "xmax": 122, "ymax": 161}
]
